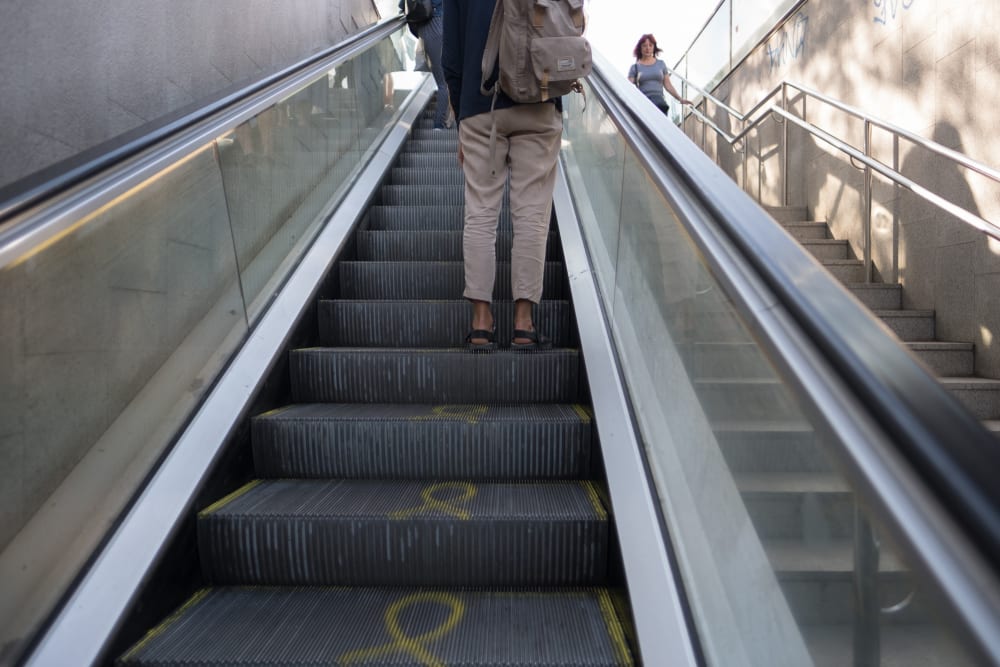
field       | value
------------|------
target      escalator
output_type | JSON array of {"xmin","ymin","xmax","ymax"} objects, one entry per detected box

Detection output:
[
  {"xmin": 113, "ymin": 102, "xmax": 636, "ymax": 665},
  {"xmin": 8, "ymin": 17, "xmax": 1000, "ymax": 667}
]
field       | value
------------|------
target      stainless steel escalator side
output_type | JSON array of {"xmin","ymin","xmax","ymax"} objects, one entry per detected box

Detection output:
[{"xmin": 556, "ymin": 46, "xmax": 1000, "ymax": 666}]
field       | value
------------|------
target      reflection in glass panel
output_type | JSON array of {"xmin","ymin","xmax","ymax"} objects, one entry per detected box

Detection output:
[
  {"xmin": 732, "ymin": 0, "xmax": 801, "ymax": 65},
  {"xmin": 219, "ymin": 30, "xmax": 410, "ymax": 322},
  {"xmin": 687, "ymin": 0, "xmax": 731, "ymax": 91},
  {"xmin": 561, "ymin": 87, "xmax": 625, "ymax": 306},
  {"xmin": 0, "ymin": 144, "xmax": 246, "ymax": 651},
  {"xmin": 560, "ymin": 96, "xmax": 979, "ymax": 665},
  {"xmin": 0, "ymin": 27, "xmax": 417, "ymax": 662}
]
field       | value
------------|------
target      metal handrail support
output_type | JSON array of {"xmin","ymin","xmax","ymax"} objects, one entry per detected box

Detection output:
[{"xmin": 669, "ymin": 68, "xmax": 1000, "ymax": 248}]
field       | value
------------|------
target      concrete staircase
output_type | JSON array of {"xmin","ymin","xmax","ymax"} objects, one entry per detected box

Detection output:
[{"xmin": 766, "ymin": 204, "xmax": 1000, "ymax": 436}]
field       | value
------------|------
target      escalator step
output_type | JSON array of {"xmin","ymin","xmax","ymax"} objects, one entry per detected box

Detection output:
[
  {"xmin": 389, "ymin": 167, "xmax": 464, "ymax": 186},
  {"xmin": 367, "ymin": 204, "xmax": 511, "ymax": 231},
  {"xmin": 357, "ymin": 230, "xmax": 559, "ymax": 261},
  {"xmin": 118, "ymin": 587, "xmax": 634, "ymax": 666},
  {"xmin": 318, "ymin": 299, "xmax": 572, "ymax": 347},
  {"xmin": 252, "ymin": 403, "xmax": 593, "ymax": 479},
  {"xmin": 339, "ymin": 261, "xmax": 564, "ymax": 300},
  {"xmin": 290, "ymin": 348, "xmax": 579, "ymax": 403},
  {"xmin": 380, "ymin": 184, "xmax": 464, "ymax": 206},
  {"xmin": 198, "ymin": 479, "xmax": 608, "ymax": 586},
  {"xmin": 411, "ymin": 128, "xmax": 459, "ymax": 141},
  {"xmin": 397, "ymin": 152, "xmax": 463, "ymax": 169},
  {"xmin": 403, "ymin": 139, "xmax": 460, "ymax": 153}
]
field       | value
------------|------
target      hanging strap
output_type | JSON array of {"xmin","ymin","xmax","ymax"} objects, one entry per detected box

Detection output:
[{"xmin": 480, "ymin": 0, "xmax": 505, "ymax": 97}]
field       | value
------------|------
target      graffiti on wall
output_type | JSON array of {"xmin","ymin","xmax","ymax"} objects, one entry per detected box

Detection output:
[
  {"xmin": 767, "ymin": 12, "xmax": 809, "ymax": 71},
  {"xmin": 873, "ymin": 0, "xmax": 915, "ymax": 25}
]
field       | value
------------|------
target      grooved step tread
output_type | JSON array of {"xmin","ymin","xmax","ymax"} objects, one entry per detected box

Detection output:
[
  {"xmin": 118, "ymin": 587, "xmax": 635, "ymax": 666},
  {"xmin": 197, "ymin": 480, "xmax": 609, "ymax": 586},
  {"xmin": 251, "ymin": 403, "xmax": 593, "ymax": 479},
  {"xmin": 200, "ymin": 479, "xmax": 607, "ymax": 521}
]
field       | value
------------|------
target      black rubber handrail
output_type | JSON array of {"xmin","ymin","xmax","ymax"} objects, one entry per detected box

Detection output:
[{"xmin": 0, "ymin": 17, "xmax": 403, "ymax": 225}]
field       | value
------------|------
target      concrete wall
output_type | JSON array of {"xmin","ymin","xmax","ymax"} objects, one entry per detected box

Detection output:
[
  {"xmin": 685, "ymin": 0, "xmax": 1000, "ymax": 377},
  {"xmin": 0, "ymin": 0, "xmax": 391, "ymax": 192}
]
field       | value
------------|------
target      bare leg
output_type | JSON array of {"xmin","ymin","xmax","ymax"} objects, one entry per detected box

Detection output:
[
  {"xmin": 469, "ymin": 299, "xmax": 494, "ymax": 345},
  {"xmin": 512, "ymin": 299, "xmax": 535, "ymax": 345}
]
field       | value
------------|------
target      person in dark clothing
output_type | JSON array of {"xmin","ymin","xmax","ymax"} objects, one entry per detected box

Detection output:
[
  {"xmin": 442, "ymin": 0, "xmax": 563, "ymax": 350},
  {"xmin": 401, "ymin": 0, "xmax": 449, "ymax": 129}
]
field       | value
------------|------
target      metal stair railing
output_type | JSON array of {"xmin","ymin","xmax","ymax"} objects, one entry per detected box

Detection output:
[{"xmin": 672, "ymin": 72, "xmax": 1000, "ymax": 284}]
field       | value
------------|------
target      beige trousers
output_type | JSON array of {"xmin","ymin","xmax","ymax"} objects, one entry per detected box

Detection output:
[{"xmin": 459, "ymin": 103, "xmax": 563, "ymax": 303}]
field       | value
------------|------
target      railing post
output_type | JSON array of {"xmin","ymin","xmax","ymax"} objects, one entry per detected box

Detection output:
[
  {"xmin": 853, "ymin": 504, "xmax": 881, "ymax": 667},
  {"xmin": 782, "ymin": 84, "xmax": 788, "ymax": 207},
  {"xmin": 863, "ymin": 119, "xmax": 873, "ymax": 283}
]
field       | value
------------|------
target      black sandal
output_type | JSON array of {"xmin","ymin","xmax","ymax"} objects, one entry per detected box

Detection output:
[
  {"xmin": 465, "ymin": 326, "xmax": 497, "ymax": 351},
  {"xmin": 510, "ymin": 328, "xmax": 552, "ymax": 351}
]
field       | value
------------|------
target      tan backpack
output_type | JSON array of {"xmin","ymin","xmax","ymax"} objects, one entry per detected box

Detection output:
[{"xmin": 480, "ymin": 0, "xmax": 591, "ymax": 104}]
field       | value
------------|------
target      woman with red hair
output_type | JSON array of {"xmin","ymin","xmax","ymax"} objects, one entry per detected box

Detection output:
[{"xmin": 628, "ymin": 34, "xmax": 692, "ymax": 115}]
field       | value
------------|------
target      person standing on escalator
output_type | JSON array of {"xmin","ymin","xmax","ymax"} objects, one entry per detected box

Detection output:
[
  {"xmin": 402, "ymin": 0, "xmax": 450, "ymax": 130},
  {"xmin": 442, "ymin": 0, "xmax": 564, "ymax": 351},
  {"xmin": 627, "ymin": 33, "xmax": 692, "ymax": 115}
]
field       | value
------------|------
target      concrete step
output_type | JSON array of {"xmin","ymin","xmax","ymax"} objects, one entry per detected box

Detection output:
[
  {"xmin": 736, "ymin": 472, "xmax": 853, "ymax": 540},
  {"xmin": 765, "ymin": 539, "xmax": 923, "ymax": 626},
  {"xmin": 800, "ymin": 239, "xmax": 851, "ymax": 261},
  {"xmin": 694, "ymin": 378, "xmax": 802, "ymax": 422},
  {"xmin": 845, "ymin": 283, "xmax": 902, "ymax": 310},
  {"xmin": 938, "ymin": 377, "xmax": 1000, "ymax": 421},
  {"xmin": 783, "ymin": 221, "xmax": 830, "ymax": 240},
  {"xmin": 764, "ymin": 205, "xmax": 810, "ymax": 223},
  {"xmin": 873, "ymin": 309, "xmax": 936, "ymax": 341},
  {"xmin": 907, "ymin": 341, "xmax": 975, "ymax": 377},
  {"xmin": 801, "ymin": 623, "xmax": 976, "ymax": 666},
  {"xmin": 691, "ymin": 342, "xmax": 773, "ymax": 378},
  {"xmin": 714, "ymin": 420, "xmax": 832, "ymax": 473},
  {"xmin": 820, "ymin": 259, "xmax": 866, "ymax": 283}
]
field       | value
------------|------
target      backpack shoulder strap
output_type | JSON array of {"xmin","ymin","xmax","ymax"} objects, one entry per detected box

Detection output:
[{"xmin": 480, "ymin": 0, "xmax": 505, "ymax": 96}]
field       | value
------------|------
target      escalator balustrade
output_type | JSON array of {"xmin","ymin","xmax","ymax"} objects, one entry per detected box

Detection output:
[{"xmin": 117, "ymin": 102, "xmax": 635, "ymax": 666}]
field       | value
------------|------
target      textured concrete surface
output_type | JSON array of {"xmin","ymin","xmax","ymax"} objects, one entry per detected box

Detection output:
[
  {"xmin": 686, "ymin": 0, "xmax": 1000, "ymax": 376},
  {"xmin": 0, "ymin": 0, "xmax": 390, "ymax": 192}
]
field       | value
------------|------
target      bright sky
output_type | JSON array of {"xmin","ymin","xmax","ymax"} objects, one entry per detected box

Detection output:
[{"xmin": 585, "ymin": 0, "xmax": 711, "ymax": 76}]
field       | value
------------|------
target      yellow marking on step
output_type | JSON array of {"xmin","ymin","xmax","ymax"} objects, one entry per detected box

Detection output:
[
  {"xmin": 119, "ymin": 589, "xmax": 210, "ymax": 661},
  {"xmin": 597, "ymin": 588, "xmax": 635, "ymax": 665},
  {"xmin": 338, "ymin": 591, "xmax": 465, "ymax": 666},
  {"xmin": 198, "ymin": 480, "xmax": 262, "ymax": 517},
  {"xmin": 581, "ymin": 480, "xmax": 608, "ymax": 520},
  {"xmin": 390, "ymin": 481, "xmax": 477, "ymax": 520}
]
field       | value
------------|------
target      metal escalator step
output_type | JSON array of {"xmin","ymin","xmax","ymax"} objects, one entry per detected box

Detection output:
[
  {"xmin": 356, "ymin": 230, "xmax": 559, "ymax": 261},
  {"xmin": 412, "ymin": 128, "xmax": 459, "ymax": 141},
  {"xmin": 252, "ymin": 403, "xmax": 593, "ymax": 479},
  {"xmin": 118, "ymin": 587, "xmax": 634, "ymax": 666},
  {"xmin": 390, "ymin": 167, "xmax": 464, "ymax": 185},
  {"xmin": 318, "ymin": 299, "xmax": 572, "ymax": 348},
  {"xmin": 339, "ymin": 261, "xmax": 565, "ymax": 300},
  {"xmin": 367, "ymin": 204, "xmax": 511, "ymax": 231},
  {"xmin": 396, "ymin": 152, "xmax": 463, "ymax": 169},
  {"xmin": 198, "ymin": 479, "xmax": 608, "ymax": 586},
  {"xmin": 379, "ymin": 184, "xmax": 464, "ymax": 206},
  {"xmin": 290, "ymin": 348, "xmax": 579, "ymax": 403},
  {"xmin": 404, "ymin": 139, "xmax": 460, "ymax": 153}
]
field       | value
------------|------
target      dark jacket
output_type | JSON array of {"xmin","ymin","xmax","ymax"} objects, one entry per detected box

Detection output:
[
  {"xmin": 441, "ymin": 0, "xmax": 517, "ymax": 123},
  {"xmin": 400, "ymin": 0, "xmax": 443, "ymax": 18}
]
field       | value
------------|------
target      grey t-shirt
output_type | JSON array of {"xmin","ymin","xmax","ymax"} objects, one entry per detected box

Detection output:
[{"xmin": 628, "ymin": 59, "xmax": 668, "ymax": 104}]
